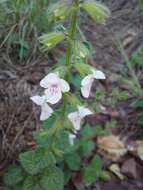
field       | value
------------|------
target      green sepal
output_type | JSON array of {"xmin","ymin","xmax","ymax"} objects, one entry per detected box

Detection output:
[
  {"xmin": 82, "ymin": 1, "xmax": 110, "ymax": 23},
  {"xmin": 73, "ymin": 61, "xmax": 94, "ymax": 76},
  {"xmin": 47, "ymin": 1, "xmax": 70, "ymax": 23},
  {"xmin": 39, "ymin": 32, "xmax": 65, "ymax": 50},
  {"xmin": 74, "ymin": 41, "xmax": 91, "ymax": 59}
]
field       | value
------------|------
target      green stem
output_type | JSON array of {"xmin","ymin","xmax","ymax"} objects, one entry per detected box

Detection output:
[
  {"xmin": 58, "ymin": 0, "xmax": 79, "ymax": 128},
  {"xmin": 66, "ymin": 0, "xmax": 79, "ymax": 66}
]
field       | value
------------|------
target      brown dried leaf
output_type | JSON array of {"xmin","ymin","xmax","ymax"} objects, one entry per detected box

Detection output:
[
  {"xmin": 97, "ymin": 135, "xmax": 127, "ymax": 161},
  {"xmin": 109, "ymin": 164, "xmax": 125, "ymax": 180}
]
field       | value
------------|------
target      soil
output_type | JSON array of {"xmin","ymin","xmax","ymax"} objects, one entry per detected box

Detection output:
[{"xmin": 0, "ymin": 0, "xmax": 143, "ymax": 189}]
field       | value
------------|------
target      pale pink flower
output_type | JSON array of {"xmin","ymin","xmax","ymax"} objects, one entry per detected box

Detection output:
[
  {"xmin": 68, "ymin": 106, "xmax": 93, "ymax": 131},
  {"xmin": 40, "ymin": 73, "xmax": 70, "ymax": 104},
  {"xmin": 81, "ymin": 69, "xmax": 105, "ymax": 98},
  {"xmin": 30, "ymin": 95, "xmax": 53, "ymax": 121}
]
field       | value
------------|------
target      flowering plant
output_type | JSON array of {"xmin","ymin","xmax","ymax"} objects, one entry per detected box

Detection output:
[{"xmin": 4, "ymin": 1, "xmax": 110, "ymax": 189}]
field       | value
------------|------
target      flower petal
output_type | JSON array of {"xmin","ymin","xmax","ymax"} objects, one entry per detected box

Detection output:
[
  {"xmin": 60, "ymin": 79, "xmax": 70, "ymax": 92},
  {"xmin": 68, "ymin": 112, "xmax": 81, "ymax": 131},
  {"xmin": 92, "ymin": 70, "xmax": 106, "ymax": 79},
  {"xmin": 81, "ymin": 83, "xmax": 92, "ymax": 98},
  {"xmin": 44, "ymin": 86, "xmax": 62, "ymax": 104},
  {"xmin": 81, "ymin": 74, "xmax": 94, "ymax": 86},
  {"xmin": 69, "ymin": 133, "xmax": 76, "ymax": 145},
  {"xmin": 30, "ymin": 95, "xmax": 45, "ymax": 106},
  {"xmin": 40, "ymin": 73, "xmax": 59, "ymax": 88},
  {"xmin": 81, "ymin": 75, "xmax": 94, "ymax": 98},
  {"xmin": 78, "ymin": 106, "xmax": 93, "ymax": 118},
  {"xmin": 40, "ymin": 103, "xmax": 53, "ymax": 121}
]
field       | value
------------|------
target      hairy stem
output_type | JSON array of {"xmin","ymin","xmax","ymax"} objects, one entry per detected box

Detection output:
[{"xmin": 66, "ymin": 0, "xmax": 79, "ymax": 66}]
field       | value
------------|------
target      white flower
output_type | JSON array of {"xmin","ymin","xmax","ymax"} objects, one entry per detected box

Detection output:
[
  {"xmin": 40, "ymin": 73, "xmax": 70, "ymax": 104},
  {"xmin": 81, "ymin": 69, "xmax": 105, "ymax": 98},
  {"xmin": 30, "ymin": 95, "xmax": 53, "ymax": 121},
  {"xmin": 68, "ymin": 106, "xmax": 93, "ymax": 131},
  {"xmin": 69, "ymin": 133, "xmax": 76, "ymax": 145}
]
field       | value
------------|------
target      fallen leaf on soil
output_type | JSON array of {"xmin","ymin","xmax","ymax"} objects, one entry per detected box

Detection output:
[
  {"xmin": 109, "ymin": 164, "xmax": 125, "ymax": 180},
  {"xmin": 121, "ymin": 158, "xmax": 143, "ymax": 180},
  {"xmin": 97, "ymin": 135, "xmax": 127, "ymax": 161}
]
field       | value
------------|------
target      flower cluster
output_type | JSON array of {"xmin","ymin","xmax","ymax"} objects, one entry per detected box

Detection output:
[
  {"xmin": 31, "ymin": 69, "xmax": 105, "ymax": 144},
  {"xmin": 31, "ymin": 73, "xmax": 70, "ymax": 120}
]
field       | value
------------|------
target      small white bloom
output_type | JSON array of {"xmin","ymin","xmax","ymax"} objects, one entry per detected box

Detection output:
[
  {"xmin": 81, "ymin": 74, "xmax": 94, "ymax": 98},
  {"xmin": 92, "ymin": 69, "xmax": 106, "ymax": 79},
  {"xmin": 69, "ymin": 133, "xmax": 76, "ymax": 145},
  {"xmin": 81, "ymin": 69, "xmax": 105, "ymax": 98},
  {"xmin": 68, "ymin": 106, "xmax": 93, "ymax": 131},
  {"xmin": 30, "ymin": 95, "xmax": 53, "ymax": 121},
  {"xmin": 40, "ymin": 73, "xmax": 70, "ymax": 104}
]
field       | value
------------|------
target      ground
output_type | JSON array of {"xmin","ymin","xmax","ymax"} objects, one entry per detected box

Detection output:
[{"xmin": 0, "ymin": 0, "xmax": 143, "ymax": 189}]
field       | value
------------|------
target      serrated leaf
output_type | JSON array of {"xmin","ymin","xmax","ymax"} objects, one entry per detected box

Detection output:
[
  {"xmin": 4, "ymin": 165, "xmax": 24, "ymax": 186},
  {"xmin": 65, "ymin": 153, "xmax": 81, "ymax": 171},
  {"xmin": 20, "ymin": 149, "xmax": 56, "ymax": 175},
  {"xmin": 82, "ymin": 1, "xmax": 110, "ymax": 23},
  {"xmin": 20, "ymin": 151, "xmax": 38, "ymax": 175},
  {"xmin": 91, "ymin": 155, "xmax": 102, "ymax": 175},
  {"xmin": 81, "ymin": 140, "xmax": 95, "ymax": 156},
  {"xmin": 22, "ymin": 176, "xmax": 34, "ymax": 190},
  {"xmin": 83, "ymin": 166, "xmax": 97, "ymax": 184},
  {"xmin": 40, "ymin": 166, "xmax": 64, "ymax": 190},
  {"xmin": 81, "ymin": 126, "xmax": 95, "ymax": 139},
  {"xmin": 39, "ymin": 32, "xmax": 65, "ymax": 50},
  {"xmin": 83, "ymin": 155, "xmax": 102, "ymax": 184}
]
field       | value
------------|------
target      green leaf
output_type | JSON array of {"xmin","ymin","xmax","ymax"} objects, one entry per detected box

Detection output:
[
  {"xmin": 99, "ymin": 171, "xmax": 110, "ymax": 181},
  {"xmin": 19, "ymin": 149, "xmax": 56, "ymax": 175},
  {"xmin": 133, "ymin": 99, "xmax": 143, "ymax": 109},
  {"xmin": 22, "ymin": 176, "xmax": 34, "ymax": 190},
  {"xmin": 130, "ymin": 48, "xmax": 143, "ymax": 67},
  {"xmin": 4, "ymin": 165, "xmax": 24, "ymax": 186},
  {"xmin": 82, "ymin": 1, "xmax": 110, "ymax": 23},
  {"xmin": 95, "ymin": 126, "xmax": 107, "ymax": 136},
  {"xmin": 83, "ymin": 155, "xmax": 102, "ymax": 184},
  {"xmin": 39, "ymin": 32, "xmax": 65, "ymax": 50},
  {"xmin": 83, "ymin": 165, "xmax": 97, "ymax": 184},
  {"xmin": 43, "ymin": 113, "xmax": 57, "ymax": 130},
  {"xmin": 65, "ymin": 93, "xmax": 82, "ymax": 108},
  {"xmin": 74, "ymin": 62, "xmax": 94, "ymax": 76},
  {"xmin": 63, "ymin": 169, "xmax": 71, "ymax": 185},
  {"xmin": 81, "ymin": 126, "xmax": 95, "ymax": 139},
  {"xmin": 40, "ymin": 166, "xmax": 64, "ymax": 190},
  {"xmin": 69, "ymin": 74, "xmax": 82, "ymax": 88},
  {"xmin": 91, "ymin": 155, "xmax": 102, "ymax": 176},
  {"xmin": 65, "ymin": 153, "xmax": 81, "ymax": 171},
  {"xmin": 81, "ymin": 140, "xmax": 95, "ymax": 156}
]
